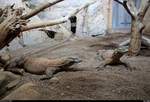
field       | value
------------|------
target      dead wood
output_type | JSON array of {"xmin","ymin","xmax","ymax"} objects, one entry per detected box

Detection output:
[
  {"xmin": 119, "ymin": 36, "xmax": 150, "ymax": 47},
  {"xmin": 21, "ymin": 0, "xmax": 64, "ymax": 20},
  {"xmin": 0, "ymin": 5, "xmax": 27, "ymax": 49}
]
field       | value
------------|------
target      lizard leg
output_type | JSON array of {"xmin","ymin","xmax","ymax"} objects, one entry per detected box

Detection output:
[
  {"xmin": 96, "ymin": 61, "xmax": 107, "ymax": 71},
  {"xmin": 5, "ymin": 68, "xmax": 24, "ymax": 75},
  {"xmin": 40, "ymin": 67, "xmax": 57, "ymax": 80}
]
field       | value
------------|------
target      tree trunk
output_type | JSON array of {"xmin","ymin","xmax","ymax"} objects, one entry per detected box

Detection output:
[
  {"xmin": 128, "ymin": 18, "xmax": 143, "ymax": 56},
  {"xmin": 0, "ymin": 6, "xmax": 26, "ymax": 49},
  {"xmin": 114, "ymin": 0, "xmax": 150, "ymax": 56}
]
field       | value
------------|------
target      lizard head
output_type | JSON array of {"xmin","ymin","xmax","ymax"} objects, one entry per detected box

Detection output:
[
  {"xmin": 59, "ymin": 57, "xmax": 82, "ymax": 68},
  {"xmin": 67, "ymin": 57, "xmax": 82, "ymax": 64},
  {"xmin": 114, "ymin": 46, "xmax": 128, "ymax": 53},
  {"xmin": 113, "ymin": 46, "xmax": 128, "ymax": 57}
]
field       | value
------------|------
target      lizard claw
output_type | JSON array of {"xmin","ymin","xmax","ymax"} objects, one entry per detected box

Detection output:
[
  {"xmin": 40, "ymin": 74, "xmax": 53, "ymax": 81},
  {"xmin": 95, "ymin": 66, "xmax": 101, "ymax": 71},
  {"xmin": 40, "ymin": 76, "xmax": 52, "ymax": 80},
  {"xmin": 96, "ymin": 64, "xmax": 105, "ymax": 71}
]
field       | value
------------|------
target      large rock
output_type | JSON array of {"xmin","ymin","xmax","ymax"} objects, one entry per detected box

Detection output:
[
  {"xmin": 121, "ymin": 56, "xmax": 150, "ymax": 71},
  {"xmin": 3, "ymin": 83, "xmax": 46, "ymax": 100},
  {"xmin": 0, "ymin": 71, "xmax": 21, "ymax": 97},
  {"xmin": 0, "ymin": 72, "xmax": 7, "ymax": 96},
  {"xmin": 0, "ymin": 72, "xmax": 6, "ymax": 86},
  {"xmin": 1, "ymin": 71, "xmax": 20, "ymax": 82}
]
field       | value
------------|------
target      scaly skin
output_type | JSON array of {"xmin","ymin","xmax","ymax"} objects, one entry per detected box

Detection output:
[
  {"xmin": 96, "ymin": 47, "xmax": 128, "ymax": 70},
  {"xmin": 5, "ymin": 56, "xmax": 82, "ymax": 80}
]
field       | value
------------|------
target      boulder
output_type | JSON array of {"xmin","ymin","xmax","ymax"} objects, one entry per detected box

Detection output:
[
  {"xmin": 0, "ymin": 71, "xmax": 21, "ymax": 97},
  {"xmin": 3, "ymin": 82, "xmax": 46, "ymax": 100}
]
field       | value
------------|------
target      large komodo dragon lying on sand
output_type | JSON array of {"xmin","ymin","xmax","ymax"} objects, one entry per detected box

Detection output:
[{"xmin": 4, "ymin": 56, "xmax": 82, "ymax": 80}]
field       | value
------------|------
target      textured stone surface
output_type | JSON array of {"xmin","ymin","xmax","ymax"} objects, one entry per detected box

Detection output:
[
  {"xmin": 2, "ymin": 82, "xmax": 46, "ymax": 100},
  {"xmin": 0, "ymin": 71, "xmax": 21, "ymax": 97},
  {"xmin": 37, "ymin": 0, "xmax": 108, "ymax": 37},
  {"xmin": 0, "ymin": 0, "xmax": 108, "ymax": 51}
]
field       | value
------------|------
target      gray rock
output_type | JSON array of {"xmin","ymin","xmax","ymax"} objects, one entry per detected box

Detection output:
[
  {"xmin": 0, "ymin": 71, "xmax": 21, "ymax": 97},
  {"xmin": 0, "ymin": 72, "xmax": 7, "ymax": 96},
  {"xmin": 3, "ymin": 82, "xmax": 46, "ymax": 100},
  {"xmin": 0, "ymin": 72, "xmax": 7, "ymax": 87},
  {"xmin": 2, "ymin": 71, "xmax": 20, "ymax": 81}
]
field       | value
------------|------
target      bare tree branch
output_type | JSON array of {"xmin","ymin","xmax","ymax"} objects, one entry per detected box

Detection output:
[
  {"xmin": 114, "ymin": 0, "xmax": 136, "ymax": 18},
  {"xmin": 142, "ymin": 36, "xmax": 150, "ymax": 47},
  {"xmin": 138, "ymin": 0, "xmax": 150, "ymax": 20},
  {"xmin": 114, "ymin": 0, "xmax": 124, "ymax": 5},
  {"xmin": 21, "ymin": 0, "xmax": 96, "ymax": 31},
  {"xmin": 119, "ymin": 36, "xmax": 150, "ymax": 47},
  {"xmin": 21, "ymin": 0, "xmax": 64, "ymax": 20},
  {"xmin": 122, "ymin": 1, "xmax": 135, "ymax": 18},
  {"xmin": 126, "ymin": 0, "xmax": 138, "ymax": 16},
  {"xmin": 22, "ymin": 0, "xmax": 72, "ymax": 38}
]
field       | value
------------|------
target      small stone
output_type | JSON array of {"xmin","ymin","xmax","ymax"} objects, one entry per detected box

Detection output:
[
  {"xmin": 112, "ymin": 90, "xmax": 115, "ymax": 92},
  {"xmin": 0, "ymin": 68, "xmax": 4, "ymax": 71},
  {"xmin": 66, "ymin": 86, "xmax": 70, "ymax": 89},
  {"xmin": 50, "ymin": 87, "xmax": 54, "ymax": 90},
  {"xmin": 60, "ymin": 93, "xmax": 65, "ymax": 96},
  {"xmin": 51, "ymin": 77, "xmax": 59, "ymax": 82}
]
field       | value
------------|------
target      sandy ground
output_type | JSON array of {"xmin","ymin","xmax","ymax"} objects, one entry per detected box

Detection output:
[{"xmin": 2, "ymin": 33, "xmax": 150, "ymax": 100}]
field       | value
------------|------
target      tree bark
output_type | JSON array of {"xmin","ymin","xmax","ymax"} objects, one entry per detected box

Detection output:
[
  {"xmin": 128, "ymin": 18, "xmax": 143, "ymax": 56},
  {"xmin": 114, "ymin": 0, "xmax": 150, "ymax": 56},
  {"xmin": 0, "ymin": 6, "xmax": 26, "ymax": 49}
]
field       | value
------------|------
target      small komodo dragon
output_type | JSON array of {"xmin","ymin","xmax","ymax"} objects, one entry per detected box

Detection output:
[
  {"xmin": 96, "ymin": 47, "xmax": 128, "ymax": 70},
  {"xmin": 5, "ymin": 56, "xmax": 82, "ymax": 80}
]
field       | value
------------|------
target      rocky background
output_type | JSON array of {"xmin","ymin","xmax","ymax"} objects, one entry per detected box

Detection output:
[{"xmin": 0, "ymin": 0, "xmax": 108, "ymax": 51}]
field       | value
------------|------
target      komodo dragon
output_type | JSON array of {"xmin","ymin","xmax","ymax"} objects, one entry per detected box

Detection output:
[
  {"xmin": 96, "ymin": 47, "xmax": 128, "ymax": 70},
  {"xmin": 4, "ymin": 56, "xmax": 82, "ymax": 80}
]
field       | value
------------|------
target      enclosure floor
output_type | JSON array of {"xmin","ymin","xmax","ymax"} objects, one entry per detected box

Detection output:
[{"xmin": 3, "ymin": 33, "xmax": 150, "ymax": 100}]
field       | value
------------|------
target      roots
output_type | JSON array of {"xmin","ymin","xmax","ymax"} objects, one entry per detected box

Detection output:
[{"xmin": 119, "ymin": 36, "xmax": 150, "ymax": 49}]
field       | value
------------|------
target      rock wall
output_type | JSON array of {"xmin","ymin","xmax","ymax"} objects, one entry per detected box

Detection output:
[
  {"xmin": 37, "ymin": 0, "xmax": 108, "ymax": 37},
  {"xmin": 0, "ymin": 0, "xmax": 108, "ymax": 51}
]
